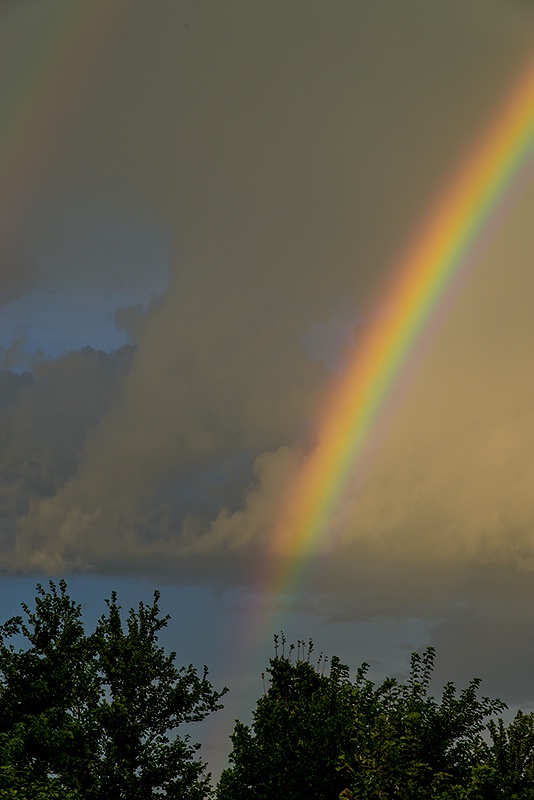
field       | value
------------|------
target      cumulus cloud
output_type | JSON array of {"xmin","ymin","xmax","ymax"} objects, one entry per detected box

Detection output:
[{"xmin": 0, "ymin": 346, "xmax": 135, "ymax": 568}]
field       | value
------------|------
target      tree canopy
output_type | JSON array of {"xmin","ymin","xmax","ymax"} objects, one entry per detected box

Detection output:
[
  {"xmin": 2, "ymin": 584, "xmax": 534, "ymax": 800},
  {"xmin": 217, "ymin": 638, "xmax": 534, "ymax": 800},
  {"xmin": 0, "ymin": 580, "xmax": 226, "ymax": 800}
]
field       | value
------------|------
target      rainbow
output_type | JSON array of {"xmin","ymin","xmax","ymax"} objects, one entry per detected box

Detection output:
[
  {"xmin": 269, "ymin": 50, "xmax": 534, "ymax": 579},
  {"xmin": 0, "ymin": 0, "xmax": 126, "ymax": 278}
]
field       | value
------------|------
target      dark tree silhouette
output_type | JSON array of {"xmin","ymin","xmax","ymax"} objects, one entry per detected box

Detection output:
[
  {"xmin": 217, "ymin": 641, "xmax": 534, "ymax": 800},
  {"xmin": 0, "ymin": 580, "xmax": 226, "ymax": 799}
]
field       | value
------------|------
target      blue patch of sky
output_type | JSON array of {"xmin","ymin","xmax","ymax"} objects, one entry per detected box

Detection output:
[{"xmin": 0, "ymin": 214, "xmax": 171, "ymax": 365}]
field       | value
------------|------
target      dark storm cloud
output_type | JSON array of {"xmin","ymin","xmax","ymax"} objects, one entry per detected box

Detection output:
[
  {"xmin": 0, "ymin": 245, "xmax": 40, "ymax": 308},
  {"xmin": 0, "ymin": 346, "xmax": 135, "ymax": 568}
]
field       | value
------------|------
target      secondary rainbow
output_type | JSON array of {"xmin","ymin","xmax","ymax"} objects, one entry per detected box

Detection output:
[
  {"xmin": 270, "ymin": 50, "xmax": 534, "ymax": 576},
  {"xmin": 0, "ymin": 1, "xmax": 126, "ymax": 263}
]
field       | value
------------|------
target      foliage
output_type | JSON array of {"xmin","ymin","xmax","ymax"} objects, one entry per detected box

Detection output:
[
  {"xmin": 0, "ymin": 580, "xmax": 226, "ymax": 799},
  {"xmin": 217, "ymin": 640, "xmax": 534, "ymax": 800},
  {"xmin": 482, "ymin": 710, "xmax": 534, "ymax": 799},
  {"xmin": 339, "ymin": 647, "xmax": 505, "ymax": 800},
  {"xmin": 217, "ymin": 635, "xmax": 355, "ymax": 800},
  {"xmin": 3, "ymin": 584, "xmax": 534, "ymax": 800}
]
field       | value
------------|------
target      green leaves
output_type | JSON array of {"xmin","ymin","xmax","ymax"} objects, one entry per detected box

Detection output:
[
  {"xmin": 217, "ymin": 642, "xmax": 533, "ymax": 800},
  {"xmin": 217, "ymin": 645, "xmax": 357, "ymax": 800},
  {"xmin": 0, "ymin": 581, "xmax": 226, "ymax": 800},
  {"xmin": 484, "ymin": 711, "xmax": 534, "ymax": 799},
  {"xmin": 3, "ymin": 586, "xmax": 534, "ymax": 800}
]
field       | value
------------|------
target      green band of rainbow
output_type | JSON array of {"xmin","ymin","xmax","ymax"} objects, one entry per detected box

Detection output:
[{"xmin": 270, "ymin": 50, "xmax": 534, "ymax": 585}]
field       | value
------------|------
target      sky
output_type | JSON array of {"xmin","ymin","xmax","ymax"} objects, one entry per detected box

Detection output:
[{"xmin": 2, "ymin": 0, "xmax": 534, "ymax": 780}]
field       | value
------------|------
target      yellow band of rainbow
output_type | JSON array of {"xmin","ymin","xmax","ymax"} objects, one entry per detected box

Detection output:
[{"xmin": 271, "ymin": 50, "xmax": 534, "ymax": 579}]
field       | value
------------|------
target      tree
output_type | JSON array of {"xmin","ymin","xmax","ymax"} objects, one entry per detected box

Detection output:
[
  {"xmin": 217, "ymin": 642, "xmax": 510, "ymax": 800},
  {"xmin": 339, "ymin": 647, "xmax": 505, "ymax": 800},
  {"xmin": 480, "ymin": 710, "xmax": 534, "ymax": 800},
  {"xmin": 0, "ymin": 579, "xmax": 98, "ymax": 799},
  {"xmin": 0, "ymin": 580, "xmax": 226, "ymax": 799},
  {"xmin": 217, "ymin": 635, "xmax": 357, "ymax": 800}
]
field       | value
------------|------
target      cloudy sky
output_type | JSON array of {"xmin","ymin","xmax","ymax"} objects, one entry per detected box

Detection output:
[{"xmin": 2, "ymin": 0, "xmax": 534, "ymax": 778}]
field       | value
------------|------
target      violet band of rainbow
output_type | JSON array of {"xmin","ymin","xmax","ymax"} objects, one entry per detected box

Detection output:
[{"xmin": 266, "ymin": 49, "xmax": 534, "ymax": 594}]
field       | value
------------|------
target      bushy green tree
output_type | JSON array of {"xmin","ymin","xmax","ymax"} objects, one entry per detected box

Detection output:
[
  {"xmin": 339, "ymin": 647, "xmax": 505, "ymax": 800},
  {"xmin": 480, "ymin": 710, "xmax": 534, "ymax": 800},
  {"xmin": 217, "ymin": 642, "xmax": 519, "ymax": 800},
  {"xmin": 0, "ymin": 580, "xmax": 98, "ymax": 799},
  {"xmin": 0, "ymin": 580, "xmax": 226, "ymax": 799},
  {"xmin": 217, "ymin": 635, "xmax": 356, "ymax": 800}
]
